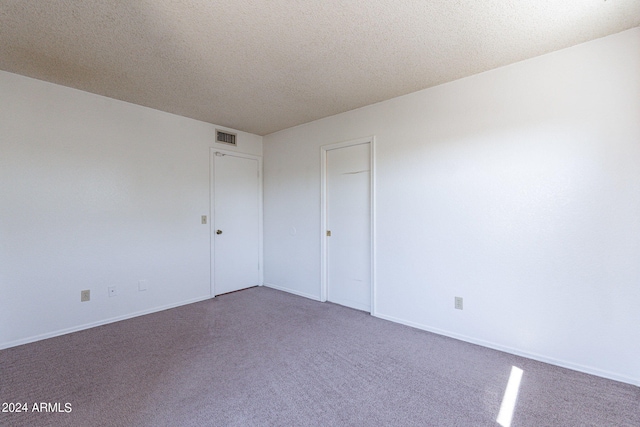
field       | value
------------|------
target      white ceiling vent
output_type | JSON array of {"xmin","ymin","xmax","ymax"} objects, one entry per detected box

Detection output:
[{"xmin": 216, "ymin": 130, "xmax": 237, "ymax": 146}]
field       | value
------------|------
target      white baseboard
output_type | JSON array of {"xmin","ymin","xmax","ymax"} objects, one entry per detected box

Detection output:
[
  {"xmin": 263, "ymin": 282, "xmax": 321, "ymax": 301},
  {"xmin": 0, "ymin": 295, "xmax": 212, "ymax": 350},
  {"xmin": 373, "ymin": 312, "xmax": 639, "ymax": 387}
]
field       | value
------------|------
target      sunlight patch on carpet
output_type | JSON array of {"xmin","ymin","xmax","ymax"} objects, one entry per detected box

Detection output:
[{"xmin": 497, "ymin": 366, "xmax": 524, "ymax": 427}]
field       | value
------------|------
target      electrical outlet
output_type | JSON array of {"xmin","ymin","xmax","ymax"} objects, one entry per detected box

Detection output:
[
  {"xmin": 81, "ymin": 290, "xmax": 90, "ymax": 302},
  {"xmin": 201, "ymin": 215, "xmax": 207, "ymax": 224},
  {"xmin": 455, "ymin": 296, "xmax": 463, "ymax": 310},
  {"xmin": 108, "ymin": 286, "xmax": 117, "ymax": 297},
  {"xmin": 138, "ymin": 279, "xmax": 148, "ymax": 291}
]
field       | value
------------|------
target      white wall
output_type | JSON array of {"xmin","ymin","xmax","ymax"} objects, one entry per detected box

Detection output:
[
  {"xmin": 263, "ymin": 28, "xmax": 640, "ymax": 385},
  {"xmin": 0, "ymin": 71, "xmax": 262, "ymax": 348}
]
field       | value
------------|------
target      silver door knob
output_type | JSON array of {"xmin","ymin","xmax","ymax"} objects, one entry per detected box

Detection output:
[{"xmin": 216, "ymin": 230, "xmax": 223, "ymax": 235}]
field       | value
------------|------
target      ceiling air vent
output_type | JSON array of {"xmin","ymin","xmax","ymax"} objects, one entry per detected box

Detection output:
[{"xmin": 216, "ymin": 130, "xmax": 237, "ymax": 146}]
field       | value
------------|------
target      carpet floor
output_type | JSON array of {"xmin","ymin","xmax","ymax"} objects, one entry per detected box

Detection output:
[{"xmin": 1, "ymin": 286, "xmax": 638, "ymax": 426}]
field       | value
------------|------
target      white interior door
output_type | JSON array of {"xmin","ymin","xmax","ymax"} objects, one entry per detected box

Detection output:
[
  {"xmin": 326, "ymin": 143, "xmax": 371, "ymax": 311},
  {"xmin": 213, "ymin": 152, "xmax": 260, "ymax": 295}
]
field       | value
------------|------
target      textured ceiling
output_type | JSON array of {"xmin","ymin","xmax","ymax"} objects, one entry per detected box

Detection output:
[{"xmin": 1, "ymin": 1, "xmax": 639, "ymax": 135}]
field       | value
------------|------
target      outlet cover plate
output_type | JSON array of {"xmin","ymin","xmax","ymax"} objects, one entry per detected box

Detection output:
[
  {"xmin": 455, "ymin": 296, "xmax": 463, "ymax": 310},
  {"xmin": 81, "ymin": 290, "xmax": 90, "ymax": 302}
]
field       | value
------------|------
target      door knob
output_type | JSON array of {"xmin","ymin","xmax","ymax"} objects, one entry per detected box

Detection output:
[{"xmin": 216, "ymin": 230, "xmax": 223, "ymax": 235}]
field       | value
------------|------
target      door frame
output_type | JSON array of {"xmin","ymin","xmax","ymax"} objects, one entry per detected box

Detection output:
[
  {"xmin": 210, "ymin": 148, "xmax": 263, "ymax": 297},
  {"xmin": 320, "ymin": 136, "xmax": 376, "ymax": 314}
]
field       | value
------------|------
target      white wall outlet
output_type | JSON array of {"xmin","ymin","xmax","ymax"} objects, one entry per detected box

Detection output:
[
  {"xmin": 108, "ymin": 286, "xmax": 117, "ymax": 297},
  {"xmin": 81, "ymin": 290, "xmax": 90, "ymax": 302},
  {"xmin": 138, "ymin": 279, "xmax": 148, "ymax": 291},
  {"xmin": 455, "ymin": 296, "xmax": 463, "ymax": 310}
]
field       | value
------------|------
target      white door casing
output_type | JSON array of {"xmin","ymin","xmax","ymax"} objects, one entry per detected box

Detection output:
[
  {"xmin": 321, "ymin": 137, "xmax": 375, "ymax": 313},
  {"xmin": 211, "ymin": 150, "xmax": 262, "ymax": 296}
]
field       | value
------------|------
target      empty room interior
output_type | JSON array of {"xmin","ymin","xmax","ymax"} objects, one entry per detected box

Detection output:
[{"xmin": 1, "ymin": 1, "xmax": 639, "ymax": 426}]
